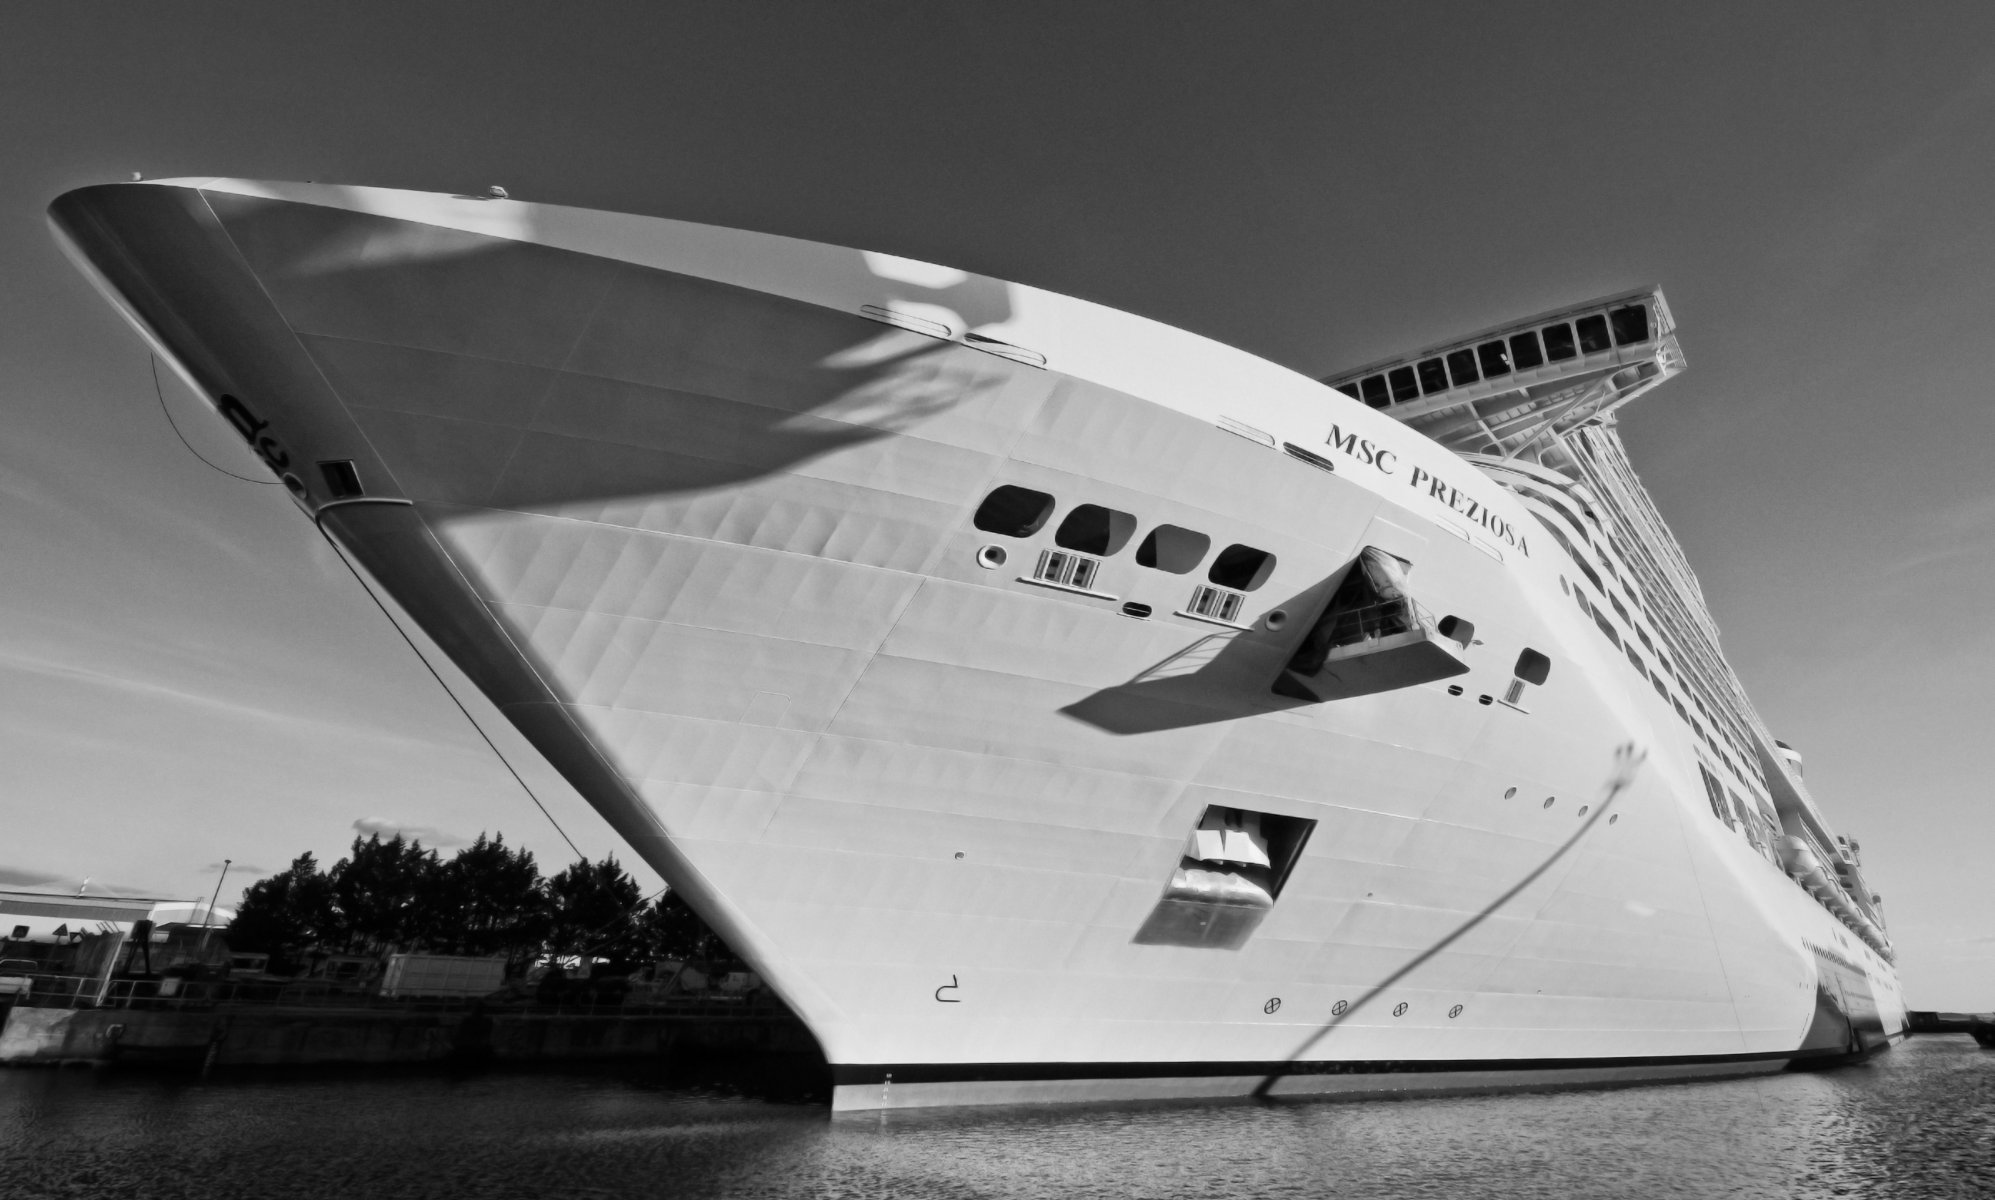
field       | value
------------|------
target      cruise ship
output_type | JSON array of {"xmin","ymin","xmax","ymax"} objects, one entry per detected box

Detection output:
[{"xmin": 49, "ymin": 179, "xmax": 1906, "ymax": 1110}]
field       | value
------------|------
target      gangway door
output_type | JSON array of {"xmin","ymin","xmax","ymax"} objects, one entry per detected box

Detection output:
[{"xmin": 1273, "ymin": 547, "xmax": 1469, "ymax": 702}]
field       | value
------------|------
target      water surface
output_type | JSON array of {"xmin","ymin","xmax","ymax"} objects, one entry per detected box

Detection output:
[{"xmin": 4, "ymin": 1036, "xmax": 1990, "ymax": 1198}]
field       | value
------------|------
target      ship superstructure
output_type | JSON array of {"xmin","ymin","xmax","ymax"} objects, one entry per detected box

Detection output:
[
  {"xmin": 1323, "ymin": 301, "xmax": 1893, "ymax": 961},
  {"xmin": 49, "ymin": 179, "xmax": 1905, "ymax": 1110}
]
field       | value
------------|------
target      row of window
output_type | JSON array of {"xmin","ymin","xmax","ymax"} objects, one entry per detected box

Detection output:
[
  {"xmin": 1700, "ymin": 764, "xmax": 1785, "ymax": 871},
  {"xmin": 1569, "ymin": 579, "xmax": 1761, "ymax": 795},
  {"xmin": 1338, "ymin": 303, "xmax": 1655, "ymax": 409},
  {"xmin": 1531, "ymin": 489, "xmax": 1767, "ymax": 789},
  {"xmin": 973, "ymin": 485, "xmax": 1277, "ymax": 592}
]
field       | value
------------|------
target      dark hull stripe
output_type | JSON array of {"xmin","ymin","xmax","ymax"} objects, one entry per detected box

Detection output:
[{"xmin": 832, "ymin": 1043, "xmax": 1888, "ymax": 1087}]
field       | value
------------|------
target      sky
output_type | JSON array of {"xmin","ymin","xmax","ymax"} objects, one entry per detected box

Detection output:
[{"xmin": 1, "ymin": 3, "xmax": 1991, "ymax": 1007}]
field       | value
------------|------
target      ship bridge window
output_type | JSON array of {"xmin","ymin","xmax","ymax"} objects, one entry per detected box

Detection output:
[
  {"xmin": 1208, "ymin": 544, "xmax": 1276, "ymax": 591},
  {"xmin": 974, "ymin": 485, "xmax": 1056, "ymax": 537},
  {"xmin": 1510, "ymin": 331, "xmax": 1545, "ymax": 371},
  {"xmin": 1576, "ymin": 314, "xmax": 1612, "ymax": 354},
  {"xmin": 1445, "ymin": 348, "xmax": 1480, "ymax": 387},
  {"xmin": 1542, "ymin": 322, "xmax": 1577, "ymax": 362},
  {"xmin": 1417, "ymin": 358, "xmax": 1450, "ymax": 395},
  {"xmin": 1360, "ymin": 374, "xmax": 1390, "ymax": 408},
  {"xmin": 1477, "ymin": 340, "xmax": 1512, "ymax": 378},
  {"xmin": 1610, "ymin": 303, "xmax": 1652, "ymax": 346},
  {"xmin": 1055, "ymin": 504, "xmax": 1137, "ymax": 556},
  {"xmin": 1388, "ymin": 365, "xmax": 1420, "ymax": 403},
  {"xmin": 1136, "ymin": 524, "xmax": 1211, "ymax": 574}
]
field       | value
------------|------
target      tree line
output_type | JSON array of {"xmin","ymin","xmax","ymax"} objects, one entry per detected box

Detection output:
[{"xmin": 227, "ymin": 832, "xmax": 726, "ymax": 976}]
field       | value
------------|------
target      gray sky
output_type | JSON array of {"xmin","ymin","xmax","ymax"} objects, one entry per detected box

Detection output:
[{"xmin": 3, "ymin": 4, "xmax": 1991, "ymax": 1007}]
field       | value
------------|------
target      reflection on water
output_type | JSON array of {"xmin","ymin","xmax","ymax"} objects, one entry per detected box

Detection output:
[{"xmin": 4, "ymin": 1038, "xmax": 1991, "ymax": 1199}]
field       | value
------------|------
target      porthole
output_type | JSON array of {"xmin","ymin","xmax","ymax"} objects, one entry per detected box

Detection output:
[
  {"xmin": 1392, "ymin": 1002, "xmax": 1409, "ymax": 1017},
  {"xmin": 1265, "ymin": 609, "xmax": 1288, "ymax": 631},
  {"xmin": 1448, "ymin": 685, "xmax": 1465, "ymax": 696},
  {"xmin": 1577, "ymin": 805, "xmax": 1590, "ymax": 817},
  {"xmin": 1609, "ymin": 814, "xmax": 1620, "ymax": 825},
  {"xmin": 1503, "ymin": 787, "xmax": 1517, "ymax": 799},
  {"xmin": 281, "ymin": 472, "xmax": 306, "ymax": 497},
  {"xmin": 975, "ymin": 545, "xmax": 1007, "ymax": 570},
  {"xmin": 1448, "ymin": 1004, "xmax": 1464, "ymax": 1019},
  {"xmin": 1542, "ymin": 797, "xmax": 1556, "ymax": 809},
  {"xmin": 1331, "ymin": 999, "xmax": 1349, "ymax": 1016}
]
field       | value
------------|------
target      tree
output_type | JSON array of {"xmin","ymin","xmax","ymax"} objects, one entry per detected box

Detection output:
[
  {"xmin": 329, "ymin": 834, "xmax": 441, "ymax": 954},
  {"xmin": 437, "ymin": 833, "xmax": 549, "ymax": 966},
  {"xmin": 228, "ymin": 852, "xmax": 337, "ymax": 972},
  {"xmin": 546, "ymin": 855, "xmax": 644, "ymax": 968},
  {"xmin": 637, "ymin": 890, "xmax": 725, "ymax": 962}
]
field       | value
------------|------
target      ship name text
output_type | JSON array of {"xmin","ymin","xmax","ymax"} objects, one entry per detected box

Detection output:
[{"xmin": 1324, "ymin": 425, "xmax": 1528, "ymax": 556}]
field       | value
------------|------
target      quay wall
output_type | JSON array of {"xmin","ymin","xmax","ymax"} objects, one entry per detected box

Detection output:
[{"xmin": 0, "ymin": 1004, "xmax": 817, "ymax": 1068}]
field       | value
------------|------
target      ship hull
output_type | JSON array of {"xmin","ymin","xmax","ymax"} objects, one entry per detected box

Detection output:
[{"xmin": 50, "ymin": 180, "xmax": 1907, "ymax": 1110}]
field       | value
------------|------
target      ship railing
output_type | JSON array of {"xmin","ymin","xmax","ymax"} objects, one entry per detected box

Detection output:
[{"xmin": 1321, "ymin": 598, "xmax": 1432, "ymax": 650}]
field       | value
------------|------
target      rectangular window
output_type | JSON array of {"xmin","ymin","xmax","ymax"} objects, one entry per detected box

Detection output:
[
  {"xmin": 1388, "ymin": 365, "xmax": 1420, "ymax": 403},
  {"xmin": 1673, "ymin": 697, "xmax": 1689, "ymax": 723},
  {"xmin": 1509, "ymin": 331, "xmax": 1545, "ymax": 370},
  {"xmin": 1651, "ymin": 674, "xmax": 1670, "ymax": 701},
  {"xmin": 1593, "ymin": 609, "xmax": 1622, "ymax": 648},
  {"xmin": 1477, "ymin": 340, "xmax": 1512, "ymax": 378},
  {"xmin": 1033, "ymin": 549, "xmax": 1100, "ymax": 591},
  {"xmin": 1610, "ymin": 303, "xmax": 1652, "ymax": 346},
  {"xmin": 1624, "ymin": 645, "xmax": 1648, "ymax": 679},
  {"xmin": 1417, "ymin": 358, "xmax": 1450, "ymax": 395},
  {"xmin": 1730, "ymin": 791, "xmax": 1760, "ymax": 850},
  {"xmin": 1576, "ymin": 314, "xmax": 1612, "ymax": 353},
  {"xmin": 1186, "ymin": 584, "xmax": 1244, "ymax": 624},
  {"xmin": 1699, "ymin": 765, "xmax": 1734, "ymax": 828},
  {"xmin": 1609, "ymin": 593, "xmax": 1630, "ymax": 623},
  {"xmin": 1360, "ymin": 375, "xmax": 1390, "ymax": 408},
  {"xmin": 1541, "ymin": 323, "xmax": 1577, "ymax": 361},
  {"xmin": 1445, "ymin": 348, "xmax": 1480, "ymax": 387}
]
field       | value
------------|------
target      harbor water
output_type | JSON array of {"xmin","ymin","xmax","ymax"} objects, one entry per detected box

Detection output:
[{"xmin": 3, "ymin": 1036, "xmax": 1990, "ymax": 1199}]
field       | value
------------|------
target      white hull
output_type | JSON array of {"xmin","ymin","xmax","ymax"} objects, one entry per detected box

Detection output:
[{"xmin": 51, "ymin": 179, "xmax": 1906, "ymax": 1109}]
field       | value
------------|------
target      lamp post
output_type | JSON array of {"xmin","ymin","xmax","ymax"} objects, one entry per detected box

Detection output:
[{"xmin": 199, "ymin": 859, "xmax": 231, "ymax": 956}]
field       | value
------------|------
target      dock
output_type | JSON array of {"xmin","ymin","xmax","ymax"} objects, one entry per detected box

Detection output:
[{"xmin": 0, "ymin": 997, "xmax": 820, "ymax": 1074}]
